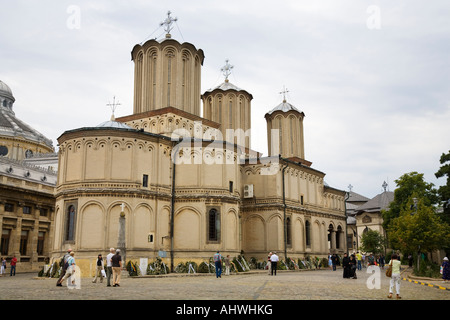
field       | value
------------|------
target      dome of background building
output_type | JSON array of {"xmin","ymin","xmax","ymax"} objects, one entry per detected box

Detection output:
[
  {"xmin": 0, "ymin": 80, "xmax": 14, "ymax": 100},
  {"xmin": 0, "ymin": 79, "xmax": 54, "ymax": 160}
]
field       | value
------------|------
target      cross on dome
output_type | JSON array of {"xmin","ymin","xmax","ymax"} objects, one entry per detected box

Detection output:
[
  {"xmin": 279, "ymin": 86, "xmax": 289, "ymax": 103},
  {"xmin": 107, "ymin": 96, "xmax": 121, "ymax": 121},
  {"xmin": 160, "ymin": 11, "xmax": 178, "ymax": 37},
  {"xmin": 221, "ymin": 59, "xmax": 234, "ymax": 82}
]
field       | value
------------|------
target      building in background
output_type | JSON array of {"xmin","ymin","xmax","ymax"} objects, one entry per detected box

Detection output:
[{"xmin": 0, "ymin": 80, "xmax": 56, "ymax": 272}]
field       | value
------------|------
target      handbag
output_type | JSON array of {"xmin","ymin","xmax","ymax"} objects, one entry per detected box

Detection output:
[
  {"xmin": 385, "ymin": 260, "xmax": 393, "ymax": 277},
  {"xmin": 101, "ymin": 269, "xmax": 106, "ymax": 278}
]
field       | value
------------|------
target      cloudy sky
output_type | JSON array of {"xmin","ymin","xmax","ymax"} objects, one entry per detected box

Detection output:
[{"xmin": 1, "ymin": 0, "xmax": 449, "ymax": 199}]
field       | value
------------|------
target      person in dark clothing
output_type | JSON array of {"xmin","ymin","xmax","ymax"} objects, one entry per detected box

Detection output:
[
  {"xmin": 111, "ymin": 249, "xmax": 122, "ymax": 287},
  {"xmin": 349, "ymin": 254, "xmax": 357, "ymax": 279},
  {"xmin": 342, "ymin": 253, "xmax": 351, "ymax": 278}
]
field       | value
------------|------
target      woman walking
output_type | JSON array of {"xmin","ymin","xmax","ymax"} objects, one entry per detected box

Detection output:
[
  {"xmin": 92, "ymin": 254, "xmax": 104, "ymax": 283},
  {"xmin": 387, "ymin": 254, "xmax": 402, "ymax": 299}
]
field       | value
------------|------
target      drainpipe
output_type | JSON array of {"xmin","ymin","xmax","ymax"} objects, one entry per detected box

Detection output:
[
  {"xmin": 344, "ymin": 191, "xmax": 350, "ymax": 255},
  {"xmin": 170, "ymin": 143, "xmax": 179, "ymax": 273},
  {"xmin": 280, "ymin": 155, "xmax": 289, "ymax": 262}
]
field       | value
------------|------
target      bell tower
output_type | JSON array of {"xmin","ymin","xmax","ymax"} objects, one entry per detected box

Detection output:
[
  {"xmin": 265, "ymin": 89, "xmax": 306, "ymax": 160},
  {"xmin": 131, "ymin": 12, "xmax": 205, "ymax": 116},
  {"xmin": 201, "ymin": 60, "xmax": 253, "ymax": 149}
]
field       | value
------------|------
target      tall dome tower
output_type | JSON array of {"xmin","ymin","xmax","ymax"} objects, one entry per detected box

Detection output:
[
  {"xmin": 201, "ymin": 60, "xmax": 253, "ymax": 149},
  {"xmin": 0, "ymin": 80, "xmax": 54, "ymax": 160},
  {"xmin": 131, "ymin": 11, "xmax": 205, "ymax": 116},
  {"xmin": 265, "ymin": 92, "xmax": 306, "ymax": 161}
]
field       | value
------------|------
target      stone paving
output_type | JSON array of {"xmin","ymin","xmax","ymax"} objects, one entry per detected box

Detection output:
[{"xmin": 1, "ymin": 266, "xmax": 448, "ymax": 301}]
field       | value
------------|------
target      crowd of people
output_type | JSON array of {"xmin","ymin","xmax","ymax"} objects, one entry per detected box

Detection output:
[
  {"xmin": 4, "ymin": 247, "xmax": 449, "ymax": 297},
  {"xmin": 55, "ymin": 248, "xmax": 123, "ymax": 287}
]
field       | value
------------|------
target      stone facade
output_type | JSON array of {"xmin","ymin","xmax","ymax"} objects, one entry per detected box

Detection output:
[
  {"xmin": 50, "ymin": 25, "xmax": 347, "ymax": 276},
  {"xmin": 0, "ymin": 80, "xmax": 56, "ymax": 273}
]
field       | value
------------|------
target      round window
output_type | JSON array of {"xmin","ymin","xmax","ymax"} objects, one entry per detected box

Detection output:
[{"xmin": 0, "ymin": 146, "xmax": 8, "ymax": 156}]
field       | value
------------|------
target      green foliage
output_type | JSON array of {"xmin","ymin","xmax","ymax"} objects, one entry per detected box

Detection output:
[
  {"xmin": 38, "ymin": 261, "xmax": 60, "ymax": 278},
  {"xmin": 127, "ymin": 260, "xmax": 140, "ymax": 276},
  {"xmin": 387, "ymin": 197, "xmax": 450, "ymax": 254},
  {"xmin": 360, "ymin": 229, "xmax": 385, "ymax": 254},
  {"xmin": 147, "ymin": 257, "xmax": 170, "ymax": 275},
  {"xmin": 414, "ymin": 258, "xmax": 442, "ymax": 279},
  {"xmin": 435, "ymin": 150, "xmax": 450, "ymax": 225},
  {"xmin": 197, "ymin": 261, "xmax": 212, "ymax": 273},
  {"xmin": 383, "ymin": 172, "xmax": 438, "ymax": 231}
]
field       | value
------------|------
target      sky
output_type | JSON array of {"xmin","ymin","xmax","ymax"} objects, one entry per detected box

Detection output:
[{"xmin": 1, "ymin": 0, "xmax": 449, "ymax": 199}]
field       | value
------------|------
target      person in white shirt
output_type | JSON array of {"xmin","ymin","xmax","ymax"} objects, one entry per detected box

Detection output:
[
  {"xmin": 106, "ymin": 248, "xmax": 115, "ymax": 287},
  {"xmin": 270, "ymin": 252, "xmax": 279, "ymax": 276}
]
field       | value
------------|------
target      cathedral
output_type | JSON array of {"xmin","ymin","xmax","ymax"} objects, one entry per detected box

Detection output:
[
  {"xmin": 51, "ymin": 13, "xmax": 347, "ymax": 272},
  {"xmin": 3, "ymin": 13, "xmax": 347, "ymax": 274}
]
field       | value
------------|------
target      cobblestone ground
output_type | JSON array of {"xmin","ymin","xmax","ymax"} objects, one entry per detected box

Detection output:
[{"xmin": 1, "ymin": 267, "xmax": 448, "ymax": 301}]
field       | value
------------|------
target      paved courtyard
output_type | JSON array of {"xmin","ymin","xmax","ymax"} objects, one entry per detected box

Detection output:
[{"xmin": 1, "ymin": 267, "xmax": 448, "ymax": 302}]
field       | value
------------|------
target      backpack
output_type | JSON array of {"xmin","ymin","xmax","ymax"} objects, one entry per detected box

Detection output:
[{"xmin": 60, "ymin": 255, "xmax": 69, "ymax": 269}]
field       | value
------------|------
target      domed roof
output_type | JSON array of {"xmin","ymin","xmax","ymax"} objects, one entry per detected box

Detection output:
[
  {"xmin": 0, "ymin": 80, "xmax": 14, "ymax": 101},
  {"xmin": 0, "ymin": 80, "xmax": 53, "ymax": 150},
  {"xmin": 205, "ymin": 80, "xmax": 244, "ymax": 93},
  {"xmin": 266, "ymin": 100, "xmax": 304, "ymax": 116},
  {"xmin": 96, "ymin": 115, "xmax": 132, "ymax": 129},
  {"xmin": 203, "ymin": 80, "xmax": 253, "ymax": 99}
]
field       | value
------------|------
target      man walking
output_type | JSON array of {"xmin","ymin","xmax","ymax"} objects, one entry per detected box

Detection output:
[
  {"xmin": 111, "ymin": 249, "xmax": 122, "ymax": 287},
  {"xmin": 356, "ymin": 251, "xmax": 362, "ymax": 270},
  {"xmin": 213, "ymin": 251, "xmax": 222, "ymax": 278},
  {"xmin": 57, "ymin": 251, "xmax": 76, "ymax": 286},
  {"xmin": 57, "ymin": 249, "xmax": 72, "ymax": 286},
  {"xmin": 270, "ymin": 252, "xmax": 279, "ymax": 276},
  {"xmin": 10, "ymin": 256, "xmax": 17, "ymax": 276},
  {"xmin": 106, "ymin": 248, "xmax": 115, "ymax": 287}
]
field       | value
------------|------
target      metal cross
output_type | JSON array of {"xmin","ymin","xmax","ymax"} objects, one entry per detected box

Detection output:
[
  {"xmin": 279, "ymin": 86, "xmax": 289, "ymax": 102},
  {"xmin": 348, "ymin": 184, "xmax": 353, "ymax": 192},
  {"xmin": 107, "ymin": 96, "xmax": 121, "ymax": 117},
  {"xmin": 221, "ymin": 59, "xmax": 234, "ymax": 81},
  {"xmin": 382, "ymin": 181, "xmax": 388, "ymax": 192},
  {"xmin": 160, "ymin": 11, "xmax": 178, "ymax": 35}
]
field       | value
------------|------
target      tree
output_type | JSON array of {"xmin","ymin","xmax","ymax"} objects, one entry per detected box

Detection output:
[
  {"xmin": 360, "ymin": 229, "xmax": 385, "ymax": 255},
  {"xmin": 387, "ymin": 197, "xmax": 450, "ymax": 255},
  {"xmin": 382, "ymin": 172, "xmax": 438, "ymax": 231},
  {"xmin": 435, "ymin": 150, "xmax": 450, "ymax": 225}
]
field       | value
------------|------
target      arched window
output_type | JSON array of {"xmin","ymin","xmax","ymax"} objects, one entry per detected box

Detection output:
[
  {"xmin": 278, "ymin": 117, "xmax": 283, "ymax": 155},
  {"xmin": 305, "ymin": 220, "xmax": 311, "ymax": 247},
  {"xmin": 208, "ymin": 209, "xmax": 220, "ymax": 242},
  {"xmin": 229, "ymin": 100, "xmax": 233, "ymax": 129},
  {"xmin": 336, "ymin": 226, "xmax": 342, "ymax": 249},
  {"xmin": 65, "ymin": 205, "xmax": 76, "ymax": 241}
]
